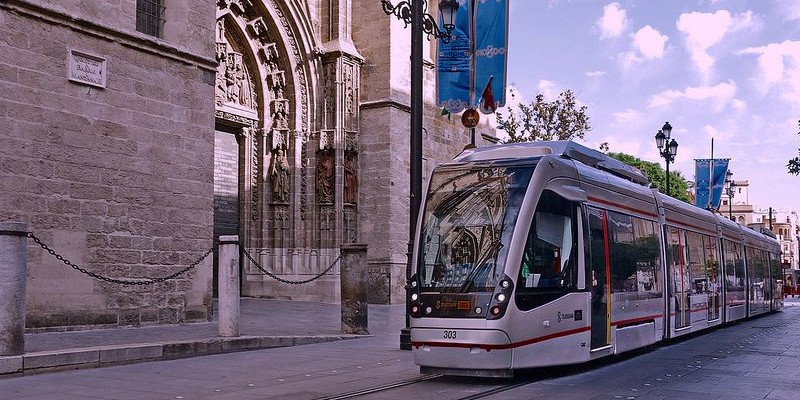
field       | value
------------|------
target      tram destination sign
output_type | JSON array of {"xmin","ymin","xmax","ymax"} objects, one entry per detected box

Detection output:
[{"xmin": 67, "ymin": 49, "xmax": 107, "ymax": 88}]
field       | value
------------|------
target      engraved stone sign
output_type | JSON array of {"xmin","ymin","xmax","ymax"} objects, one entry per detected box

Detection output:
[{"xmin": 67, "ymin": 50, "xmax": 106, "ymax": 88}]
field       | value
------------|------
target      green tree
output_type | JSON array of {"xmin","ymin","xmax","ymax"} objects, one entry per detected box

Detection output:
[
  {"xmin": 786, "ymin": 119, "xmax": 800, "ymax": 175},
  {"xmin": 607, "ymin": 152, "xmax": 691, "ymax": 203},
  {"xmin": 497, "ymin": 90, "xmax": 591, "ymax": 143}
]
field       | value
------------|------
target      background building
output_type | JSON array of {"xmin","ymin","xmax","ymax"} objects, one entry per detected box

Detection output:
[{"xmin": 1, "ymin": 0, "xmax": 495, "ymax": 330}]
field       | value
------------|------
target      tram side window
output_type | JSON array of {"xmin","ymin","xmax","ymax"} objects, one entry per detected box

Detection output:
[
  {"xmin": 517, "ymin": 190, "xmax": 577, "ymax": 296},
  {"xmin": 685, "ymin": 231, "xmax": 716, "ymax": 295},
  {"xmin": 723, "ymin": 239, "xmax": 745, "ymax": 302},
  {"xmin": 608, "ymin": 211, "xmax": 661, "ymax": 298}
]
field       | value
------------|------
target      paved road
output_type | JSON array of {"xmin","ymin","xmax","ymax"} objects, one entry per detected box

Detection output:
[{"xmin": 2, "ymin": 301, "xmax": 800, "ymax": 399}]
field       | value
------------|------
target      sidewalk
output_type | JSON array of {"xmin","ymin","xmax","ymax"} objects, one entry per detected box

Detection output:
[{"xmin": 1, "ymin": 299, "xmax": 403, "ymax": 376}]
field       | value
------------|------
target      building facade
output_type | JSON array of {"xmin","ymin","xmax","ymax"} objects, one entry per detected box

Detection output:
[{"xmin": 1, "ymin": 0, "xmax": 495, "ymax": 330}]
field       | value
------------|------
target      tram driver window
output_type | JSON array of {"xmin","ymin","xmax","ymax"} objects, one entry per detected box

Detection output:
[{"xmin": 518, "ymin": 190, "xmax": 577, "ymax": 291}]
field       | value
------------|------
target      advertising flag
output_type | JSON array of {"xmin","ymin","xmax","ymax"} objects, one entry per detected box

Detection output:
[
  {"xmin": 474, "ymin": 0, "xmax": 508, "ymax": 114},
  {"xmin": 694, "ymin": 159, "xmax": 729, "ymax": 210},
  {"xmin": 437, "ymin": 0, "xmax": 509, "ymax": 115},
  {"xmin": 437, "ymin": 2, "xmax": 472, "ymax": 114}
]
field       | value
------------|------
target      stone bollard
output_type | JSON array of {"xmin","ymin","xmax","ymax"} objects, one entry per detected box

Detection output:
[
  {"xmin": 340, "ymin": 243, "xmax": 369, "ymax": 335},
  {"xmin": 0, "ymin": 222, "xmax": 28, "ymax": 356},
  {"xmin": 218, "ymin": 235, "xmax": 240, "ymax": 337}
]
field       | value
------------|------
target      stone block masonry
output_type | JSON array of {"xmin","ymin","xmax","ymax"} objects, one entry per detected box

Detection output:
[{"xmin": 0, "ymin": 1, "xmax": 217, "ymax": 329}]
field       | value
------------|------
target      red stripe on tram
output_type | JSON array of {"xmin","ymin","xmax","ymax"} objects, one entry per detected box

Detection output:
[{"xmin": 411, "ymin": 326, "xmax": 591, "ymax": 351}]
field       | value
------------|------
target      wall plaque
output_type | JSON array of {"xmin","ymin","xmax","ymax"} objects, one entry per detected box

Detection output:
[{"xmin": 67, "ymin": 50, "xmax": 107, "ymax": 88}]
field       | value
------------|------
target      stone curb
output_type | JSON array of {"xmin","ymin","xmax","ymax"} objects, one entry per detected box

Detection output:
[{"xmin": 0, "ymin": 334, "xmax": 365, "ymax": 376}]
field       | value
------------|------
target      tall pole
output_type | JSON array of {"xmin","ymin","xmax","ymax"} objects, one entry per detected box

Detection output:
[
  {"xmin": 729, "ymin": 196, "xmax": 733, "ymax": 220},
  {"xmin": 400, "ymin": 0, "xmax": 424, "ymax": 351},
  {"xmin": 665, "ymin": 159, "xmax": 670, "ymax": 197}
]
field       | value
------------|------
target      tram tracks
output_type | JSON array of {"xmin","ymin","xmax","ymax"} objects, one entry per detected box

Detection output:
[{"xmin": 312, "ymin": 373, "xmax": 538, "ymax": 400}]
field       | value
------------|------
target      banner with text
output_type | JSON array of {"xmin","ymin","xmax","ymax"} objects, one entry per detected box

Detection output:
[
  {"xmin": 474, "ymin": 0, "xmax": 508, "ymax": 114},
  {"xmin": 437, "ymin": 2, "xmax": 472, "ymax": 114},
  {"xmin": 437, "ymin": 0, "xmax": 509, "ymax": 114}
]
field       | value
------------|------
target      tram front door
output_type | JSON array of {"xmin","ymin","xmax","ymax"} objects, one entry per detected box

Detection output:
[{"xmin": 588, "ymin": 207, "xmax": 610, "ymax": 350}]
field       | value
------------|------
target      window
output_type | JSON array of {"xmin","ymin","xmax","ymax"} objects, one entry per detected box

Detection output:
[
  {"xmin": 515, "ymin": 190, "xmax": 578, "ymax": 310},
  {"xmin": 608, "ymin": 211, "xmax": 661, "ymax": 298},
  {"xmin": 136, "ymin": 0, "xmax": 165, "ymax": 38},
  {"xmin": 419, "ymin": 165, "xmax": 534, "ymax": 292}
]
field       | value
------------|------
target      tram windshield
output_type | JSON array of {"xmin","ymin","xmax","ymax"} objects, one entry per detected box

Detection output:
[{"xmin": 418, "ymin": 164, "xmax": 534, "ymax": 292}]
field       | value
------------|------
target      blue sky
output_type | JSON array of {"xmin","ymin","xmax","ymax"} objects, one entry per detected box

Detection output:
[{"xmin": 501, "ymin": 0, "xmax": 800, "ymax": 211}]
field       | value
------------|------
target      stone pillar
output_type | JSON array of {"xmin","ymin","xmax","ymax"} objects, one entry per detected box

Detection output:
[
  {"xmin": 0, "ymin": 222, "xmax": 28, "ymax": 356},
  {"xmin": 218, "ymin": 235, "xmax": 240, "ymax": 337},
  {"xmin": 340, "ymin": 243, "xmax": 368, "ymax": 334}
]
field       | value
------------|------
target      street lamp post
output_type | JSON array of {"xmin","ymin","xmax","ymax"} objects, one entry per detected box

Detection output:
[
  {"xmin": 381, "ymin": 0, "xmax": 457, "ymax": 350},
  {"xmin": 654, "ymin": 122, "xmax": 678, "ymax": 197},
  {"xmin": 725, "ymin": 169, "xmax": 736, "ymax": 221}
]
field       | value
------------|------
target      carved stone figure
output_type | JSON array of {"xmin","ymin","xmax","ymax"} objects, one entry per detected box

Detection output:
[
  {"xmin": 344, "ymin": 152, "xmax": 358, "ymax": 204},
  {"xmin": 272, "ymin": 100, "xmax": 288, "ymax": 130},
  {"xmin": 270, "ymin": 148, "xmax": 290, "ymax": 202},
  {"xmin": 316, "ymin": 149, "xmax": 335, "ymax": 203}
]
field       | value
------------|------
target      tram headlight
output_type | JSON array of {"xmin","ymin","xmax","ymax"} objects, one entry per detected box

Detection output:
[{"xmin": 487, "ymin": 274, "xmax": 513, "ymax": 320}]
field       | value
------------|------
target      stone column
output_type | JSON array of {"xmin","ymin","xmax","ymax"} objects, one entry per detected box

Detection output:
[
  {"xmin": 218, "ymin": 235, "xmax": 240, "ymax": 337},
  {"xmin": 0, "ymin": 222, "xmax": 28, "ymax": 356},
  {"xmin": 340, "ymin": 243, "xmax": 368, "ymax": 334}
]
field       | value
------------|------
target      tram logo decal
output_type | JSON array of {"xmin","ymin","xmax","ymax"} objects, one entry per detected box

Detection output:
[
  {"xmin": 558, "ymin": 310, "xmax": 583, "ymax": 323},
  {"xmin": 435, "ymin": 300, "xmax": 472, "ymax": 310}
]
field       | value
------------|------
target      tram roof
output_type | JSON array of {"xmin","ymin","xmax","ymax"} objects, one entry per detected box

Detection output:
[{"xmin": 454, "ymin": 140, "xmax": 650, "ymax": 186}]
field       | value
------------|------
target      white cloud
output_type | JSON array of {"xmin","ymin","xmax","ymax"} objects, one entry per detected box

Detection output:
[
  {"xmin": 612, "ymin": 109, "xmax": 642, "ymax": 124},
  {"xmin": 632, "ymin": 25, "xmax": 669, "ymax": 60},
  {"xmin": 647, "ymin": 80, "xmax": 738, "ymax": 112},
  {"xmin": 738, "ymin": 40, "xmax": 800, "ymax": 104},
  {"xmin": 676, "ymin": 10, "xmax": 759, "ymax": 77},
  {"xmin": 585, "ymin": 70, "xmax": 606, "ymax": 78},
  {"xmin": 598, "ymin": 2, "xmax": 628, "ymax": 39},
  {"xmin": 537, "ymin": 80, "xmax": 559, "ymax": 99},
  {"xmin": 703, "ymin": 124, "xmax": 733, "ymax": 140},
  {"xmin": 779, "ymin": 0, "xmax": 800, "ymax": 21},
  {"xmin": 731, "ymin": 99, "xmax": 746, "ymax": 112}
]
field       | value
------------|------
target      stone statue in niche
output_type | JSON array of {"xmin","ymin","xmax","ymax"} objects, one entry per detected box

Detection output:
[
  {"xmin": 272, "ymin": 100, "xmax": 288, "ymax": 130},
  {"xmin": 225, "ymin": 52, "xmax": 253, "ymax": 107},
  {"xmin": 344, "ymin": 152, "xmax": 358, "ymax": 204},
  {"xmin": 270, "ymin": 148, "xmax": 290, "ymax": 202},
  {"xmin": 316, "ymin": 149, "xmax": 335, "ymax": 203}
]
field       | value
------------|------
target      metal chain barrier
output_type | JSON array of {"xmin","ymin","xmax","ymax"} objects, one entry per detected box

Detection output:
[
  {"xmin": 241, "ymin": 247, "xmax": 341, "ymax": 285},
  {"xmin": 28, "ymin": 232, "xmax": 216, "ymax": 285}
]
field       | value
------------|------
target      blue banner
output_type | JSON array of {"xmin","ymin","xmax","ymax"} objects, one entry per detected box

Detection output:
[
  {"xmin": 437, "ymin": 2, "xmax": 472, "ymax": 113},
  {"xmin": 694, "ymin": 159, "xmax": 729, "ymax": 210},
  {"xmin": 437, "ymin": 0, "xmax": 509, "ymax": 114},
  {"xmin": 474, "ymin": 0, "xmax": 508, "ymax": 114}
]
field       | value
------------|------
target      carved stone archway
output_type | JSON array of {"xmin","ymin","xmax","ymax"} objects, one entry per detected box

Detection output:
[{"xmin": 213, "ymin": 0, "xmax": 363, "ymax": 302}]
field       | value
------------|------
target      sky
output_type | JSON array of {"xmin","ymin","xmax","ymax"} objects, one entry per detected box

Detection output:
[{"xmin": 500, "ymin": 0, "xmax": 800, "ymax": 211}]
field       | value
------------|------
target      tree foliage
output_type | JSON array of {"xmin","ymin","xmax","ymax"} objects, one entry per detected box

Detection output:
[
  {"xmin": 607, "ymin": 152, "xmax": 691, "ymax": 203},
  {"xmin": 787, "ymin": 119, "xmax": 800, "ymax": 175},
  {"xmin": 497, "ymin": 90, "xmax": 591, "ymax": 143}
]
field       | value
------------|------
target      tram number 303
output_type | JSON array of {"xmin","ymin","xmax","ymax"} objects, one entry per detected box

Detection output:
[{"xmin": 443, "ymin": 330, "xmax": 457, "ymax": 339}]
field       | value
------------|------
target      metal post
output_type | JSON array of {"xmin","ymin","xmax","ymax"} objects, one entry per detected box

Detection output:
[
  {"xmin": 218, "ymin": 235, "xmax": 240, "ymax": 337},
  {"xmin": 729, "ymin": 197, "xmax": 733, "ymax": 220},
  {"xmin": 665, "ymin": 159, "xmax": 670, "ymax": 197},
  {"xmin": 400, "ymin": 0, "xmax": 424, "ymax": 351},
  {"xmin": 0, "ymin": 222, "xmax": 27, "ymax": 356},
  {"xmin": 340, "ymin": 243, "xmax": 369, "ymax": 334}
]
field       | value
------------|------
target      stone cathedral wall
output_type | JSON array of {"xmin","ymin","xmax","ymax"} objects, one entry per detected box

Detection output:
[{"xmin": 0, "ymin": 0, "xmax": 217, "ymax": 329}]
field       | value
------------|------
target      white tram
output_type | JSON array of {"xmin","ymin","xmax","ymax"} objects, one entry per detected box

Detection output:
[{"xmin": 409, "ymin": 141, "xmax": 783, "ymax": 377}]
